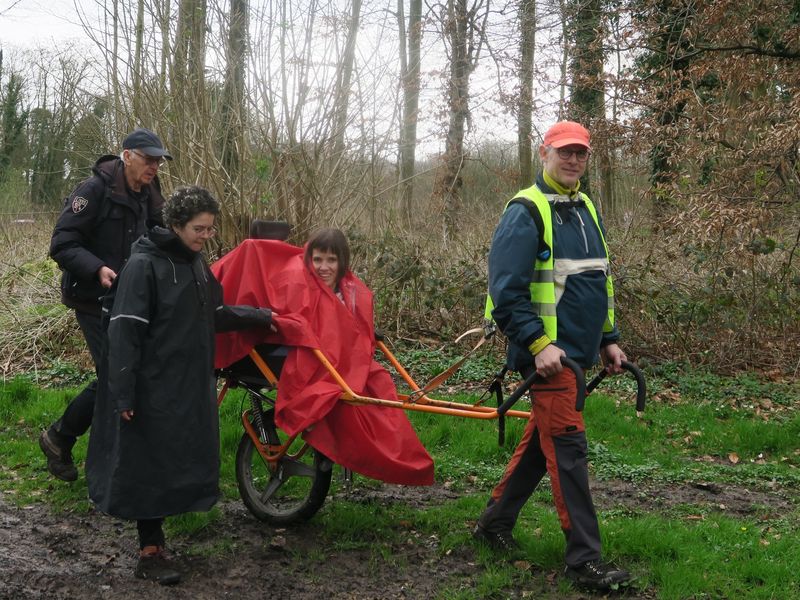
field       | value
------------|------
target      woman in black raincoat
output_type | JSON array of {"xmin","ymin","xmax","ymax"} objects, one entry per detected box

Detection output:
[{"xmin": 86, "ymin": 186, "xmax": 274, "ymax": 585}]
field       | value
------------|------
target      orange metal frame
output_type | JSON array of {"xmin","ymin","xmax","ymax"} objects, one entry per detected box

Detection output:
[
  {"xmin": 218, "ymin": 343, "xmax": 529, "ymax": 418},
  {"xmin": 216, "ymin": 350, "xmax": 303, "ymax": 467},
  {"xmin": 375, "ymin": 340, "xmax": 530, "ymax": 419},
  {"xmin": 317, "ymin": 340, "xmax": 531, "ymax": 420},
  {"xmin": 216, "ymin": 340, "xmax": 531, "ymax": 467}
]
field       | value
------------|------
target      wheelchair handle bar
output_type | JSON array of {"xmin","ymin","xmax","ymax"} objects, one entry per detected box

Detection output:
[
  {"xmin": 582, "ymin": 360, "xmax": 647, "ymax": 413},
  {"xmin": 497, "ymin": 357, "xmax": 585, "ymax": 416},
  {"xmin": 496, "ymin": 358, "xmax": 646, "ymax": 416}
]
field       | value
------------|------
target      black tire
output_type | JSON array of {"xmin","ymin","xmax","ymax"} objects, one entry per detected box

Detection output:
[{"xmin": 235, "ymin": 411, "xmax": 332, "ymax": 525}]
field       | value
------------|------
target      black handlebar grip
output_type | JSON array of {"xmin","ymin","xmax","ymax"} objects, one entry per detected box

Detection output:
[
  {"xmin": 564, "ymin": 356, "xmax": 589, "ymax": 412},
  {"xmin": 584, "ymin": 360, "xmax": 647, "ymax": 412},
  {"xmin": 585, "ymin": 368, "xmax": 609, "ymax": 396},
  {"xmin": 496, "ymin": 369, "xmax": 539, "ymax": 417},
  {"xmin": 497, "ymin": 356, "xmax": 586, "ymax": 415},
  {"xmin": 621, "ymin": 361, "xmax": 647, "ymax": 412}
]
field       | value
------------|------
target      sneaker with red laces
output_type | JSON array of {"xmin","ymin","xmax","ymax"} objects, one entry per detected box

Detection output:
[
  {"xmin": 134, "ymin": 546, "xmax": 181, "ymax": 585},
  {"xmin": 564, "ymin": 559, "xmax": 631, "ymax": 590},
  {"xmin": 472, "ymin": 522, "xmax": 521, "ymax": 554}
]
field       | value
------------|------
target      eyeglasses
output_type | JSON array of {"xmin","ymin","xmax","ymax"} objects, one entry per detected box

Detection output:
[
  {"xmin": 191, "ymin": 225, "xmax": 217, "ymax": 236},
  {"xmin": 554, "ymin": 147, "xmax": 590, "ymax": 162},
  {"xmin": 131, "ymin": 150, "xmax": 165, "ymax": 167}
]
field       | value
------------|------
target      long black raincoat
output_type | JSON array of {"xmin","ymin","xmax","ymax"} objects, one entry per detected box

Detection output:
[{"xmin": 86, "ymin": 227, "xmax": 271, "ymax": 520}]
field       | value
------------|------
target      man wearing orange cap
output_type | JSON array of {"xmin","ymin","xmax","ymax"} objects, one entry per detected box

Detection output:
[{"xmin": 475, "ymin": 121, "xmax": 631, "ymax": 590}]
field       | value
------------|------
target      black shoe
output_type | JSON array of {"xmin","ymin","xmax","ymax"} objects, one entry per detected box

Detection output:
[
  {"xmin": 39, "ymin": 431, "xmax": 78, "ymax": 482},
  {"xmin": 565, "ymin": 559, "xmax": 631, "ymax": 590},
  {"xmin": 472, "ymin": 522, "xmax": 521, "ymax": 554},
  {"xmin": 134, "ymin": 547, "xmax": 181, "ymax": 585}
]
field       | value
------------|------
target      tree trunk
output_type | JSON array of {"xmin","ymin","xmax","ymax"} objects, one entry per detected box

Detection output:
[
  {"xmin": 109, "ymin": 0, "xmax": 124, "ymax": 128},
  {"xmin": 172, "ymin": 0, "xmax": 190, "ymax": 154},
  {"xmin": 132, "ymin": 0, "xmax": 144, "ymax": 119},
  {"xmin": 221, "ymin": 0, "xmax": 250, "ymax": 218},
  {"xmin": 518, "ymin": 0, "xmax": 535, "ymax": 188},
  {"xmin": 173, "ymin": 0, "xmax": 208, "ymax": 175},
  {"xmin": 558, "ymin": 0, "xmax": 568, "ymax": 120},
  {"xmin": 0, "ymin": 73, "xmax": 28, "ymax": 182},
  {"xmin": 566, "ymin": 0, "xmax": 606, "ymax": 199},
  {"xmin": 158, "ymin": 0, "xmax": 171, "ymax": 106},
  {"xmin": 332, "ymin": 0, "xmax": 362, "ymax": 156},
  {"xmin": 188, "ymin": 0, "xmax": 208, "ymax": 104},
  {"xmin": 645, "ymin": 0, "xmax": 696, "ymax": 218},
  {"xmin": 398, "ymin": 0, "xmax": 422, "ymax": 225},
  {"xmin": 436, "ymin": 0, "xmax": 487, "ymax": 240}
]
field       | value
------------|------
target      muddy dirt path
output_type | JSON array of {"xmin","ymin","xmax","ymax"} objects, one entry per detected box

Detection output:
[{"xmin": 0, "ymin": 477, "xmax": 791, "ymax": 600}]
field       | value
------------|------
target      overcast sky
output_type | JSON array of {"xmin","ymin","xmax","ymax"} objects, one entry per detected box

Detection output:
[
  {"xmin": 0, "ymin": 0, "xmax": 84, "ymax": 49},
  {"xmin": 0, "ymin": 0, "xmax": 573, "ymax": 155}
]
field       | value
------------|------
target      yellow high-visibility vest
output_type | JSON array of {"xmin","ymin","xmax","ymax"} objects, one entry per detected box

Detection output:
[{"xmin": 484, "ymin": 184, "xmax": 615, "ymax": 341}]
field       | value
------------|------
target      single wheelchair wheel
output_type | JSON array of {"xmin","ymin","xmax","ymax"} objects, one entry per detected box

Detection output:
[{"xmin": 235, "ymin": 409, "xmax": 332, "ymax": 525}]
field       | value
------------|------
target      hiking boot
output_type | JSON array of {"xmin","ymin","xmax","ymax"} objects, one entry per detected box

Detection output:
[
  {"xmin": 565, "ymin": 559, "xmax": 631, "ymax": 590},
  {"xmin": 38, "ymin": 430, "xmax": 78, "ymax": 482},
  {"xmin": 472, "ymin": 522, "xmax": 521, "ymax": 554},
  {"xmin": 134, "ymin": 546, "xmax": 181, "ymax": 585}
]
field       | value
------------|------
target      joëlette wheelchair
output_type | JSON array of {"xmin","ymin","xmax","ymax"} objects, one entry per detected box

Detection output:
[{"xmin": 215, "ymin": 221, "xmax": 646, "ymax": 525}]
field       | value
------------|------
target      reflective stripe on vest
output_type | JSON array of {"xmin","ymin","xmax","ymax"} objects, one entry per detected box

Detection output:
[
  {"xmin": 484, "ymin": 184, "xmax": 614, "ymax": 340},
  {"xmin": 580, "ymin": 193, "xmax": 615, "ymax": 334}
]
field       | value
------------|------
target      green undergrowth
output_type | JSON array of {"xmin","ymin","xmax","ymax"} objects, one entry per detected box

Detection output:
[
  {"xmin": 380, "ymin": 342, "xmax": 505, "ymax": 385},
  {"xmin": 1, "ymin": 367, "xmax": 799, "ymax": 599}
]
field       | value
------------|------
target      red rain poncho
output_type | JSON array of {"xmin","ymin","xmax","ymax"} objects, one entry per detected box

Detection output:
[{"xmin": 212, "ymin": 239, "xmax": 434, "ymax": 486}]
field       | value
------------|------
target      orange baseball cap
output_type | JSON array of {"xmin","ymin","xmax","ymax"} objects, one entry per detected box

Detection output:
[{"xmin": 543, "ymin": 121, "xmax": 591, "ymax": 149}]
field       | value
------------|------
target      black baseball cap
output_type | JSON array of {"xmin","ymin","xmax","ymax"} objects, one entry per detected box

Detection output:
[{"xmin": 122, "ymin": 128, "xmax": 173, "ymax": 160}]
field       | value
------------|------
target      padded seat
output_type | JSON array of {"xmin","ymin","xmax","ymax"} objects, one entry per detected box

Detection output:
[{"xmin": 217, "ymin": 344, "xmax": 288, "ymax": 385}]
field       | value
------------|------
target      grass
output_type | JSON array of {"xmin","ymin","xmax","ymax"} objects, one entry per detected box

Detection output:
[{"xmin": 1, "ymin": 367, "xmax": 799, "ymax": 599}]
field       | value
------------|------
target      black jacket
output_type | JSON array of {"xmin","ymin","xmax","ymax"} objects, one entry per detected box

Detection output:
[
  {"xmin": 49, "ymin": 156, "xmax": 165, "ymax": 315},
  {"xmin": 86, "ymin": 228, "xmax": 271, "ymax": 520}
]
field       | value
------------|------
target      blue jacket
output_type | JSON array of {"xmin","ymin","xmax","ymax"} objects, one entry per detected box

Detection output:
[{"xmin": 488, "ymin": 173, "xmax": 619, "ymax": 370}]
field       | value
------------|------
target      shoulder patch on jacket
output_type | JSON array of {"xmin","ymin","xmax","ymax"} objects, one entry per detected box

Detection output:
[{"xmin": 71, "ymin": 196, "xmax": 89, "ymax": 213}]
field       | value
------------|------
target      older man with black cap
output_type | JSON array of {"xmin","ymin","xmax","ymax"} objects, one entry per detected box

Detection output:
[
  {"xmin": 474, "ymin": 121, "xmax": 631, "ymax": 591},
  {"xmin": 40, "ymin": 128, "xmax": 172, "ymax": 482}
]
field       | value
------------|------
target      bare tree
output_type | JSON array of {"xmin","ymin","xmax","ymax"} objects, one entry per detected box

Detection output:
[
  {"xmin": 398, "ymin": 0, "xmax": 423, "ymax": 224},
  {"xmin": 566, "ymin": 0, "xmax": 609, "ymax": 204},
  {"xmin": 28, "ymin": 57, "xmax": 91, "ymax": 205},
  {"xmin": 220, "ymin": 0, "xmax": 250, "ymax": 219},
  {"xmin": 156, "ymin": 0, "xmax": 172, "ymax": 102},
  {"xmin": 518, "ymin": 0, "xmax": 535, "ymax": 187},
  {"xmin": 638, "ymin": 0, "xmax": 696, "ymax": 216},
  {"xmin": 558, "ymin": 0, "xmax": 568, "ymax": 118},
  {"xmin": 172, "ymin": 0, "xmax": 208, "ymax": 164},
  {"xmin": 131, "ymin": 0, "xmax": 145, "ymax": 119},
  {"xmin": 332, "ymin": 0, "xmax": 362, "ymax": 156},
  {"xmin": 433, "ymin": 0, "xmax": 489, "ymax": 240},
  {"xmin": 0, "ymin": 71, "xmax": 28, "ymax": 184},
  {"xmin": 108, "ymin": 0, "xmax": 124, "ymax": 127}
]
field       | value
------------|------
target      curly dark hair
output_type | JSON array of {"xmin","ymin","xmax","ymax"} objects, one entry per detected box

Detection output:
[
  {"xmin": 163, "ymin": 186, "xmax": 220, "ymax": 228},
  {"xmin": 304, "ymin": 228, "xmax": 350, "ymax": 283}
]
